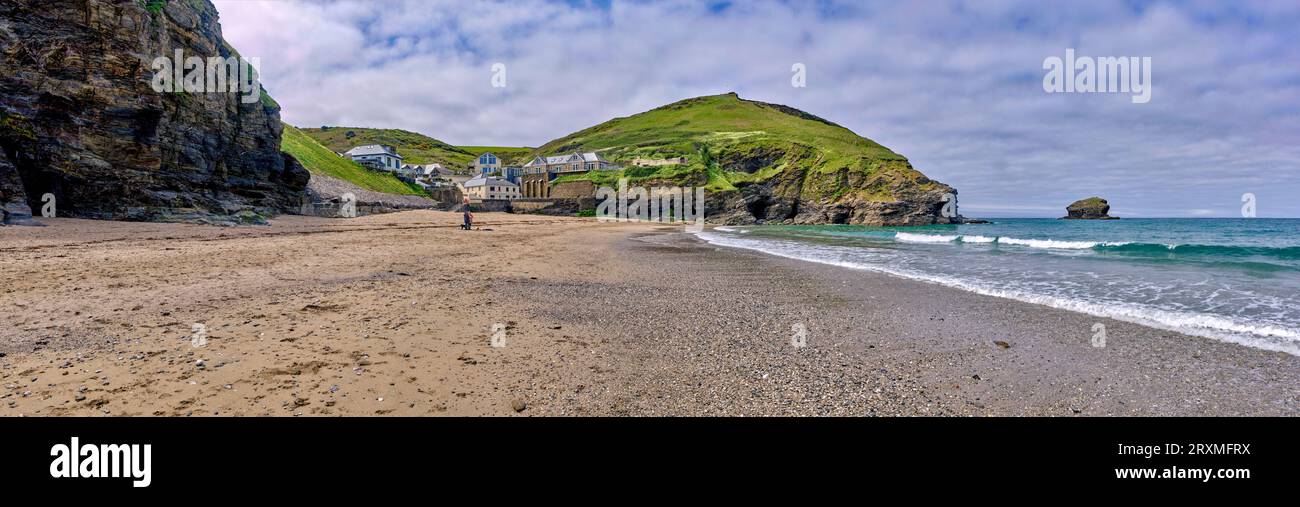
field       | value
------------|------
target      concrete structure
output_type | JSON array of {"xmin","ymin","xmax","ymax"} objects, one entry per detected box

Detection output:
[
  {"xmin": 631, "ymin": 156, "xmax": 687, "ymax": 167},
  {"xmin": 520, "ymin": 152, "xmax": 616, "ymax": 198},
  {"xmin": 345, "ymin": 145, "xmax": 403, "ymax": 171},
  {"xmin": 464, "ymin": 175, "xmax": 520, "ymax": 201}
]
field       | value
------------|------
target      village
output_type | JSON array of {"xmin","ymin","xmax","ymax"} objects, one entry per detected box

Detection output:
[{"xmin": 337, "ymin": 144, "xmax": 630, "ymax": 210}]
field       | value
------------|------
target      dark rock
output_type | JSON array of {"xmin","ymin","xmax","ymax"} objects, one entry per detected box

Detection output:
[
  {"xmin": 0, "ymin": 0, "xmax": 308, "ymax": 223},
  {"xmin": 1062, "ymin": 197, "xmax": 1118, "ymax": 220}
]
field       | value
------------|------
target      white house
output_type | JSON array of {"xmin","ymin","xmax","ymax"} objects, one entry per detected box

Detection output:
[
  {"xmin": 463, "ymin": 175, "xmax": 520, "ymax": 200},
  {"xmin": 399, "ymin": 163, "xmax": 443, "ymax": 178},
  {"xmin": 346, "ymin": 145, "xmax": 403, "ymax": 171}
]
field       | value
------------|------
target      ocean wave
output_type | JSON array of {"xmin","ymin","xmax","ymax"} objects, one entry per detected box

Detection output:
[
  {"xmin": 894, "ymin": 232, "xmax": 959, "ymax": 243},
  {"xmin": 695, "ymin": 231, "xmax": 1300, "ymax": 356},
  {"xmin": 878, "ymin": 231, "xmax": 1300, "ymax": 261},
  {"xmin": 997, "ymin": 237, "xmax": 1100, "ymax": 249}
]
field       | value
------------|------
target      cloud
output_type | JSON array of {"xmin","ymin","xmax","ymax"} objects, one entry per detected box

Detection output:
[{"xmin": 212, "ymin": 0, "xmax": 1300, "ymax": 217}]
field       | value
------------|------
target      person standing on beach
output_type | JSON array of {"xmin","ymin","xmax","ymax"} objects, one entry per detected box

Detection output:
[{"xmin": 461, "ymin": 197, "xmax": 474, "ymax": 230}]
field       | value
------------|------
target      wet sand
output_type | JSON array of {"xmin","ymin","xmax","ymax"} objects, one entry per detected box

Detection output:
[{"xmin": 1, "ymin": 211, "xmax": 1295, "ymax": 416}]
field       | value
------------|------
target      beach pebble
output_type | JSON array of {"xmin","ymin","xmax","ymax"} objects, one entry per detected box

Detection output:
[{"xmin": 511, "ymin": 399, "xmax": 528, "ymax": 412}]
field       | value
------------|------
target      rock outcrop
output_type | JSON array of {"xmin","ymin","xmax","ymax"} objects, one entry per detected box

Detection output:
[
  {"xmin": 705, "ymin": 158, "xmax": 960, "ymax": 226},
  {"xmin": 1062, "ymin": 197, "xmax": 1118, "ymax": 220},
  {"xmin": 303, "ymin": 173, "xmax": 441, "ymax": 217},
  {"xmin": 0, "ymin": 0, "xmax": 308, "ymax": 224}
]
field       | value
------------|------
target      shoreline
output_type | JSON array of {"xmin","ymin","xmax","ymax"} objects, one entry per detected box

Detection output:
[{"xmin": 1, "ymin": 212, "xmax": 1295, "ymax": 416}]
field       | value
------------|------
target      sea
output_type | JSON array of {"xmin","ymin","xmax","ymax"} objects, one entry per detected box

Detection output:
[{"xmin": 696, "ymin": 218, "xmax": 1300, "ymax": 356}]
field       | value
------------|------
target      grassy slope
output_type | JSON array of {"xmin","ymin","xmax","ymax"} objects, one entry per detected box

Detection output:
[
  {"xmin": 299, "ymin": 127, "xmax": 531, "ymax": 170},
  {"xmin": 282, "ymin": 124, "xmax": 425, "ymax": 196},
  {"xmin": 456, "ymin": 146, "xmax": 535, "ymax": 164},
  {"xmin": 539, "ymin": 92, "xmax": 937, "ymax": 197}
]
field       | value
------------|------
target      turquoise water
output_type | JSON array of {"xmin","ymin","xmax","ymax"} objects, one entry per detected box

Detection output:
[{"xmin": 697, "ymin": 219, "xmax": 1300, "ymax": 355}]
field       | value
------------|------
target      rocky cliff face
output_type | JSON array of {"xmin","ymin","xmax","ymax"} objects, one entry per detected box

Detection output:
[
  {"xmin": 0, "ymin": 0, "xmax": 308, "ymax": 224},
  {"xmin": 529, "ymin": 93, "xmax": 965, "ymax": 226},
  {"xmin": 1063, "ymin": 196, "xmax": 1117, "ymax": 220},
  {"xmin": 706, "ymin": 158, "xmax": 959, "ymax": 226}
]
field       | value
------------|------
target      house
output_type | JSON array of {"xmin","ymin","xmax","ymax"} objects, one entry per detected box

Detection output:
[
  {"xmin": 400, "ymin": 163, "xmax": 443, "ymax": 178},
  {"xmin": 522, "ymin": 152, "xmax": 614, "ymax": 174},
  {"xmin": 520, "ymin": 152, "xmax": 616, "ymax": 198},
  {"xmin": 470, "ymin": 152, "xmax": 501, "ymax": 176},
  {"xmin": 498, "ymin": 166, "xmax": 522, "ymax": 185},
  {"xmin": 463, "ymin": 175, "xmax": 520, "ymax": 201},
  {"xmin": 346, "ymin": 145, "xmax": 403, "ymax": 171}
]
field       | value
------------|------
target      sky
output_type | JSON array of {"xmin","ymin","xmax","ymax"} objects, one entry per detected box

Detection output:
[{"xmin": 210, "ymin": 0, "xmax": 1300, "ymax": 217}]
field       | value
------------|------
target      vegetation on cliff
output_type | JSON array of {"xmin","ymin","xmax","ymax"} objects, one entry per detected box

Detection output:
[
  {"xmin": 299, "ymin": 127, "xmax": 530, "ymax": 170},
  {"xmin": 538, "ymin": 93, "xmax": 956, "ymax": 225},
  {"xmin": 282, "ymin": 125, "xmax": 425, "ymax": 196}
]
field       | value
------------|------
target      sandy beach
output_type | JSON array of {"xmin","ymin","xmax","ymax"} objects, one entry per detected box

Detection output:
[{"xmin": 1, "ymin": 211, "xmax": 1295, "ymax": 416}]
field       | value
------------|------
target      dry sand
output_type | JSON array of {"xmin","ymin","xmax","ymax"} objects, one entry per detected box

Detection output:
[{"xmin": 1, "ymin": 211, "xmax": 1295, "ymax": 416}]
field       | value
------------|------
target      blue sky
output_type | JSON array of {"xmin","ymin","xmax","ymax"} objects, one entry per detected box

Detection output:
[{"xmin": 212, "ymin": 0, "xmax": 1300, "ymax": 217}]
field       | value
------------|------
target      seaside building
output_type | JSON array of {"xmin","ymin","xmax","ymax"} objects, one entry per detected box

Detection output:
[
  {"xmin": 520, "ymin": 152, "xmax": 616, "ymax": 198},
  {"xmin": 470, "ymin": 152, "xmax": 501, "ymax": 176},
  {"xmin": 345, "ymin": 145, "xmax": 403, "ymax": 171},
  {"xmin": 464, "ymin": 175, "xmax": 520, "ymax": 201}
]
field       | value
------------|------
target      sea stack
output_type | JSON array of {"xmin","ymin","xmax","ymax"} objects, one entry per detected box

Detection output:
[{"xmin": 1062, "ymin": 197, "xmax": 1118, "ymax": 220}]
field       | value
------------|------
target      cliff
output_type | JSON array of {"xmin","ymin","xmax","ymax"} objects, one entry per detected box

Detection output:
[
  {"xmin": 532, "ymin": 93, "xmax": 961, "ymax": 226},
  {"xmin": 0, "ymin": 0, "xmax": 308, "ymax": 224}
]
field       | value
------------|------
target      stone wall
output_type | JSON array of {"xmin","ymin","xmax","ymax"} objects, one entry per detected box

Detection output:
[
  {"xmin": 550, "ymin": 180, "xmax": 597, "ymax": 199},
  {"xmin": 468, "ymin": 199, "xmax": 511, "ymax": 213}
]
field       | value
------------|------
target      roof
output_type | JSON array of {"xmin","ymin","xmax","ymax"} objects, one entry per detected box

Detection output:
[
  {"xmin": 522, "ymin": 152, "xmax": 605, "ymax": 167},
  {"xmin": 464, "ymin": 175, "xmax": 519, "ymax": 188},
  {"xmin": 345, "ymin": 145, "xmax": 402, "ymax": 158}
]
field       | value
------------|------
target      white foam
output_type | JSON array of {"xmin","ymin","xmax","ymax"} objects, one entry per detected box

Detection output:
[
  {"xmin": 997, "ymin": 237, "xmax": 1098, "ymax": 249},
  {"xmin": 895, "ymin": 232, "xmax": 959, "ymax": 244},
  {"xmin": 694, "ymin": 231, "xmax": 1300, "ymax": 356},
  {"xmin": 960, "ymin": 235, "xmax": 997, "ymax": 243}
]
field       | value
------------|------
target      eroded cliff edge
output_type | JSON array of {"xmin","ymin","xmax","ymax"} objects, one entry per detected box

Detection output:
[{"xmin": 0, "ymin": 0, "xmax": 308, "ymax": 223}]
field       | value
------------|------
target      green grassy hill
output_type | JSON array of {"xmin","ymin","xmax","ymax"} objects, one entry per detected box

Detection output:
[
  {"xmin": 298, "ymin": 127, "xmax": 531, "ymax": 171},
  {"xmin": 456, "ymin": 146, "xmax": 535, "ymax": 164},
  {"xmin": 281, "ymin": 124, "xmax": 426, "ymax": 196},
  {"xmin": 535, "ymin": 92, "xmax": 955, "ymax": 225}
]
